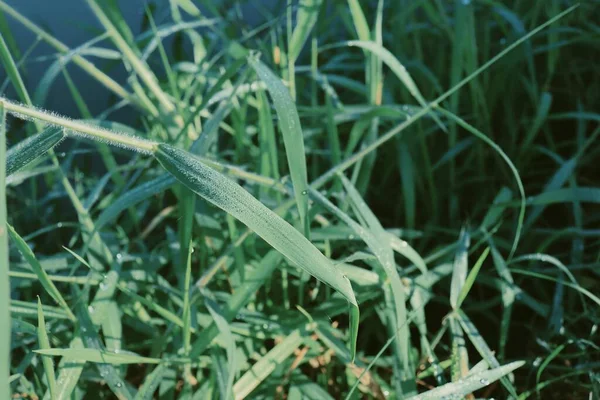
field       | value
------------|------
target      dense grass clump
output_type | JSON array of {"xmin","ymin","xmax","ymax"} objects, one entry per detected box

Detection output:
[{"xmin": 1, "ymin": 0, "xmax": 599, "ymax": 399}]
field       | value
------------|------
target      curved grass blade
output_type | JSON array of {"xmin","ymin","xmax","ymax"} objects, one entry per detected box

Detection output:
[
  {"xmin": 153, "ymin": 144, "xmax": 359, "ymax": 353},
  {"xmin": 408, "ymin": 361, "xmax": 525, "ymax": 400},
  {"xmin": 7, "ymin": 224, "xmax": 75, "ymax": 320},
  {"xmin": 449, "ymin": 229, "xmax": 470, "ymax": 310},
  {"xmin": 6, "ymin": 127, "xmax": 65, "ymax": 177},
  {"xmin": 437, "ymin": 107, "xmax": 525, "ymax": 260},
  {"xmin": 345, "ymin": 40, "xmax": 446, "ymax": 132},
  {"xmin": 248, "ymin": 56, "xmax": 310, "ymax": 237},
  {"xmin": 37, "ymin": 298, "xmax": 57, "ymax": 400}
]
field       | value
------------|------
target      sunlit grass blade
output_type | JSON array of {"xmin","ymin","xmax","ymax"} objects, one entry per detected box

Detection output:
[
  {"xmin": 408, "ymin": 361, "xmax": 525, "ymax": 400},
  {"xmin": 232, "ymin": 328, "xmax": 304, "ymax": 399},
  {"xmin": 37, "ymin": 297, "xmax": 57, "ymax": 400},
  {"xmin": 7, "ymin": 224, "xmax": 75, "ymax": 320},
  {"xmin": 6, "ymin": 127, "xmax": 65, "ymax": 176},
  {"xmin": 248, "ymin": 55, "xmax": 310, "ymax": 237}
]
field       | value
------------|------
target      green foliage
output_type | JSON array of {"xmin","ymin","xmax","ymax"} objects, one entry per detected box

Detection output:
[{"xmin": 1, "ymin": 1, "xmax": 598, "ymax": 399}]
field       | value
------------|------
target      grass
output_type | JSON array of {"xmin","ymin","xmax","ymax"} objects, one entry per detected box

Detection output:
[{"xmin": 1, "ymin": 0, "xmax": 599, "ymax": 399}]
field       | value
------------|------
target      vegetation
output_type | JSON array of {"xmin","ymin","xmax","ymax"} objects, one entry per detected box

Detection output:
[{"xmin": 1, "ymin": 0, "xmax": 599, "ymax": 399}]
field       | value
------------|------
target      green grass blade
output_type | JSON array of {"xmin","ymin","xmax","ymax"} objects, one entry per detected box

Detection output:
[
  {"xmin": 49, "ymin": 337, "xmax": 85, "ymax": 400},
  {"xmin": 155, "ymin": 143, "xmax": 355, "ymax": 303},
  {"xmin": 6, "ymin": 127, "xmax": 65, "ymax": 177},
  {"xmin": 7, "ymin": 224, "xmax": 75, "ymax": 320},
  {"xmin": 0, "ymin": 102, "xmax": 9, "ymax": 400},
  {"xmin": 37, "ymin": 297, "xmax": 57, "ymax": 400},
  {"xmin": 289, "ymin": 0, "xmax": 323, "ymax": 62},
  {"xmin": 205, "ymin": 297, "xmax": 235, "ymax": 400},
  {"xmin": 248, "ymin": 55, "xmax": 310, "ymax": 237},
  {"xmin": 456, "ymin": 247, "xmax": 490, "ymax": 309},
  {"xmin": 456, "ymin": 309, "xmax": 520, "ymax": 398},
  {"xmin": 346, "ymin": 0, "xmax": 370, "ymax": 41},
  {"xmin": 154, "ymin": 144, "xmax": 359, "ymax": 352},
  {"xmin": 408, "ymin": 361, "xmax": 525, "ymax": 400},
  {"xmin": 133, "ymin": 363, "xmax": 169, "ymax": 400},
  {"xmin": 449, "ymin": 229, "xmax": 470, "ymax": 310},
  {"xmin": 34, "ymin": 349, "xmax": 160, "ymax": 365},
  {"xmin": 232, "ymin": 328, "xmax": 304, "ymax": 399},
  {"xmin": 438, "ymin": 107, "xmax": 526, "ymax": 260},
  {"xmin": 190, "ymin": 251, "xmax": 282, "ymax": 357},
  {"xmin": 346, "ymin": 40, "xmax": 446, "ymax": 131}
]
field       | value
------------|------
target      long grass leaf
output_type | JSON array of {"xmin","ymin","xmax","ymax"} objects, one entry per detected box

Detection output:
[
  {"xmin": 408, "ymin": 361, "xmax": 525, "ymax": 400},
  {"xmin": 37, "ymin": 298, "xmax": 57, "ymax": 400},
  {"xmin": 6, "ymin": 127, "xmax": 65, "ymax": 177},
  {"xmin": 154, "ymin": 144, "xmax": 359, "ymax": 351},
  {"xmin": 248, "ymin": 56, "xmax": 310, "ymax": 236},
  {"xmin": 7, "ymin": 224, "xmax": 75, "ymax": 320}
]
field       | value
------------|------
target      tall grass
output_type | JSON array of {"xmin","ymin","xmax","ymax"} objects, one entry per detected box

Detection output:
[{"xmin": 2, "ymin": 1, "xmax": 599, "ymax": 399}]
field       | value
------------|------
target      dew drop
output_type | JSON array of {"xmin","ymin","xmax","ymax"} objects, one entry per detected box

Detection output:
[
  {"xmin": 301, "ymin": 190, "xmax": 308, "ymax": 195},
  {"xmin": 348, "ymin": 234, "xmax": 355, "ymax": 240},
  {"xmin": 116, "ymin": 253, "xmax": 123, "ymax": 261},
  {"xmin": 88, "ymin": 305, "xmax": 95, "ymax": 314},
  {"xmin": 479, "ymin": 378, "xmax": 489, "ymax": 385},
  {"xmin": 115, "ymin": 382, "xmax": 122, "ymax": 388}
]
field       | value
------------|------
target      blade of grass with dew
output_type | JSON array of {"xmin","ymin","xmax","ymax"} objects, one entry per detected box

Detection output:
[
  {"xmin": 5, "ymin": 127, "xmax": 65, "ymax": 176},
  {"xmin": 7, "ymin": 224, "xmax": 75, "ymax": 320},
  {"xmin": 37, "ymin": 297, "xmax": 57, "ymax": 400},
  {"xmin": 43, "ymin": 337, "xmax": 85, "ymax": 400},
  {"xmin": 247, "ymin": 55, "xmax": 310, "ymax": 237},
  {"xmin": 153, "ymin": 143, "xmax": 359, "ymax": 354},
  {"xmin": 455, "ymin": 247, "xmax": 490, "ymax": 309},
  {"xmin": 308, "ymin": 185, "xmax": 412, "ymax": 393},
  {"xmin": 232, "ymin": 327, "xmax": 305, "ymax": 400},
  {"xmin": 456, "ymin": 309, "xmax": 520, "ymax": 397},
  {"xmin": 0, "ymin": 101, "xmax": 9, "ymax": 400},
  {"xmin": 408, "ymin": 361, "xmax": 525, "ymax": 400},
  {"xmin": 34, "ymin": 349, "xmax": 161, "ymax": 365},
  {"xmin": 75, "ymin": 297, "xmax": 133, "ymax": 400},
  {"xmin": 338, "ymin": 173, "xmax": 416, "ymax": 389}
]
